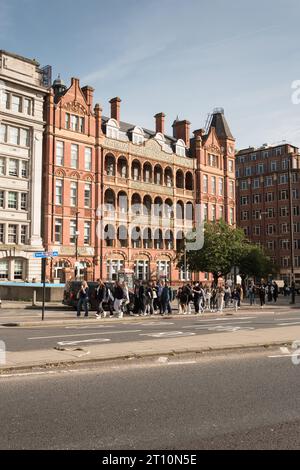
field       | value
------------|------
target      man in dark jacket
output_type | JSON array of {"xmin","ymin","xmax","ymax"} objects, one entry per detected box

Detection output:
[
  {"xmin": 95, "ymin": 279, "xmax": 106, "ymax": 318},
  {"xmin": 160, "ymin": 282, "xmax": 170, "ymax": 315}
]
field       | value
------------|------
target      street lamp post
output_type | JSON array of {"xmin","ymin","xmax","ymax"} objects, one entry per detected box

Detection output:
[{"xmin": 75, "ymin": 211, "xmax": 80, "ymax": 279}]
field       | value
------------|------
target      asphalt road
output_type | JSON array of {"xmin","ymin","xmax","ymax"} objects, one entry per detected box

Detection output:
[
  {"xmin": 0, "ymin": 308, "xmax": 300, "ymax": 352},
  {"xmin": 1, "ymin": 350, "xmax": 300, "ymax": 449}
]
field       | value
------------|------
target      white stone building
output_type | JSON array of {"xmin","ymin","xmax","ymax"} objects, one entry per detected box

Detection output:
[{"xmin": 0, "ymin": 51, "xmax": 48, "ymax": 281}]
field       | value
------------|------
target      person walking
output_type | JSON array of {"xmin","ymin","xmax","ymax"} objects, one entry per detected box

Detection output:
[
  {"xmin": 113, "ymin": 281, "xmax": 125, "ymax": 318},
  {"xmin": 160, "ymin": 281, "xmax": 170, "ymax": 315},
  {"xmin": 145, "ymin": 282, "xmax": 154, "ymax": 315},
  {"xmin": 95, "ymin": 279, "xmax": 106, "ymax": 318},
  {"xmin": 291, "ymin": 281, "xmax": 296, "ymax": 305},
  {"xmin": 272, "ymin": 281, "xmax": 278, "ymax": 303},
  {"xmin": 248, "ymin": 281, "xmax": 255, "ymax": 306},
  {"xmin": 77, "ymin": 281, "xmax": 89, "ymax": 317},
  {"xmin": 232, "ymin": 288, "xmax": 240, "ymax": 313},
  {"xmin": 216, "ymin": 286, "xmax": 225, "ymax": 313},
  {"xmin": 258, "ymin": 282, "xmax": 266, "ymax": 308}
]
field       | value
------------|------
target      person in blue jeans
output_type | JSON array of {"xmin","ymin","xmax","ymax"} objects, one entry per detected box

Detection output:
[{"xmin": 77, "ymin": 281, "xmax": 89, "ymax": 317}]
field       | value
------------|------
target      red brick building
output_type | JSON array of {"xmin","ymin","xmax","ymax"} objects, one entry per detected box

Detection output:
[
  {"xmin": 43, "ymin": 77, "xmax": 235, "ymax": 284},
  {"xmin": 236, "ymin": 143, "xmax": 300, "ymax": 284}
]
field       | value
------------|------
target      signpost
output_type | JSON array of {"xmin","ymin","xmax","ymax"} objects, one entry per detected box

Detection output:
[{"xmin": 34, "ymin": 251, "xmax": 58, "ymax": 320}]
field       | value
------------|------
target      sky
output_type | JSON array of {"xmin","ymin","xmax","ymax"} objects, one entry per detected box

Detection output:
[{"xmin": 1, "ymin": 0, "xmax": 300, "ymax": 150}]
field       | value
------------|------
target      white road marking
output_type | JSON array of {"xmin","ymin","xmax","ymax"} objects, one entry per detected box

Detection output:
[
  {"xmin": 207, "ymin": 325, "xmax": 255, "ymax": 332},
  {"xmin": 195, "ymin": 316, "xmax": 254, "ymax": 322},
  {"xmin": 64, "ymin": 325, "xmax": 114, "ymax": 329},
  {"xmin": 167, "ymin": 361, "xmax": 197, "ymax": 365},
  {"xmin": 268, "ymin": 354, "xmax": 296, "ymax": 358},
  {"xmin": 280, "ymin": 347, "xmax": 291, "ymax": 354},
  {"xmin": 57, "ymin": 338, "xmax": 110, "ymax": 346},
  {"xmin": 28, "ymin": 330, "xmax": 142, "ymax": 340},
  {"xmin": 183, "ymin": 322, "xmax": 253, "ymax": 330},
  {"xmin": 137, "ymin": 322, "xmax": 175, "ymax": 326},
  {"xmin": 277, "ymin": 322, "xmax": 300, "ymax": 326},
  {"xmin": 140, "ymin": 331, "xmax": 196, "ymax": 338}
]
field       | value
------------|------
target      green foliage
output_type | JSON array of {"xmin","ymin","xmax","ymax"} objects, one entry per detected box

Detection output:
[
  {"xmin": 184, "ymin": 220, "xmax": 247, "ymax": 281},
  {"xmin": 238, "ymin": 245, "xmax": 277, "ymax": 279}
]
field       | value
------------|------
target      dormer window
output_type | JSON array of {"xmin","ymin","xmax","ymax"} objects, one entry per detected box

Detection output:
[
  {"xmin": 106, "ymin": 118, "xmax": 120, "ymax": 140},
  {"xmin": 131, "ymin": 126, "xmax": 144, "ymax": 145},
  {"xmin": 175, "ymin": 139, "xmax": 186, "ymax": 157}
]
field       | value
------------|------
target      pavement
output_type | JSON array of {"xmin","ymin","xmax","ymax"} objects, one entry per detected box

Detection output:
[
  {"xmin": 0, "ymin": 297, "xmax": 299, "ymax": 372},
  {"xmin": 1, "ymin": 350, "xmax": 300, "ymax": 449}
]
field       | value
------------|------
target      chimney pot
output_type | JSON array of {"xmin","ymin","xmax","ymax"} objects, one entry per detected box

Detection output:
[
  {"xmin": 154, "ymin": 112, "xmax": 166, "ymax": 134},
  {"xmin": 172, "ymin": 119, "xmax": 191, "ymax": 148},
  {"xmin": 109, "ymin": 97, "xmax": 121, "ymax": 121}
]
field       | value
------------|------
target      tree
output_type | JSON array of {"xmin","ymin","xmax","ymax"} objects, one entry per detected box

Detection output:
[
  {"xmin": 238, "ymin": 245, "xmax": 278, "ymax": 287},
  {"xmin": 183, "ymin": 220, "xmax": 247, "ymax": 285}
]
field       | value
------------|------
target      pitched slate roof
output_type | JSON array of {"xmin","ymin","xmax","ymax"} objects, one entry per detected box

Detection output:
[{"xmin": 209, "ymin": 110, "xmax": 234, "ymax": 140}]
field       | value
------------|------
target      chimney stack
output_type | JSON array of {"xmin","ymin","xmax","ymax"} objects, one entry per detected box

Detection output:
[
  {"xmin": 81, "ymin": 86, "xmax": 94, "ymax": 108},
  {"xmin": 109, "ymin": 97, "xmax": 121, "ymax": 121},
  {"xmin": 172, "ymin": 119, "xmax": 191, "ymax": 148},
  {"xmin": 154, "ymin": 112, "xmax": 166, "ymax": 134}
]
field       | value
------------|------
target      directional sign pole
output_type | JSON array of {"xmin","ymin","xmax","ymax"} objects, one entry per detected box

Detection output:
[{"xmin": 41, "ymin": 257, "xmax": 46, "ymax": 321}]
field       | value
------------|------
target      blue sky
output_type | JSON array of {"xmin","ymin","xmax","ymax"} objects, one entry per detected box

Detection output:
[{"xmin": 1, "ymin": 0, "xmax": 300, "ymax": 149}]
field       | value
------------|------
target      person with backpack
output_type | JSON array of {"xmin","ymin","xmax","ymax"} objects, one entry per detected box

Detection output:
[{"xmin": 77, "ymin": 281, "xmax": 89, "ymax": 317}]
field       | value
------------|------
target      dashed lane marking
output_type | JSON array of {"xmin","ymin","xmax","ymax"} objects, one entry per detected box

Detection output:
[
  {"xmin": 140, "ymin": 331, "xmax": 196, "ymax": 338},
  {"xmin": 28, "ymin": 330, "xmax": 142, "ymax": 340},
  {"xmin": 57, "ymin": 338, "xmax": 110, "ymax": 346}
]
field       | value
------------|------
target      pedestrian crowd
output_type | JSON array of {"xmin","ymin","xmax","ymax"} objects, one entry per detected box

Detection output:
[{"xmin": 76, "ymin": 280, "xmax": 246, "ymax": 318}]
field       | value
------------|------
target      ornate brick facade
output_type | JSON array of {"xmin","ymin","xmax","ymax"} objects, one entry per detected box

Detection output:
[{"xmin": 43, "ymin": 78, "xmax": 235, "ymax": 284}]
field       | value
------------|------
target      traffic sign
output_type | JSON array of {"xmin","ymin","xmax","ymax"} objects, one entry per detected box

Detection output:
[{"xmin": 34, "ymin": 251, "xmax": 59, "ymax": 258}]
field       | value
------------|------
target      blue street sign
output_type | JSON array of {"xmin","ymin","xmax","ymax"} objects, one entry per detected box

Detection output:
[{"xmin": 34, "ymin": 251, "xmax": 59, "ymax": 258}]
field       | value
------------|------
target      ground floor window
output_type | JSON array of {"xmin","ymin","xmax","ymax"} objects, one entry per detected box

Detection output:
[
  {"xmin": 107, "ymin": 259, "xmax": 124, "ymax": 281},
  {"xmin": 54, "ymin": 261, "xmax": 68, "ymax": 282},
  {"xmin": 180, "ymin": 266, "xmax": 191, "ymax": 281},
  {"xmin": 0, "ymin": 260, "xmax": 8, "ymax": 279},
  {"xmin": 14, "ymin": 259, "xmax": 24, "ymax": 280},
  {"xmin": 135, "ymin": 260, "xmax": 149, "ymax": 281},
  {"xmin": 157, "ymin": 260, "xmax": 170, "ymax": 280}
]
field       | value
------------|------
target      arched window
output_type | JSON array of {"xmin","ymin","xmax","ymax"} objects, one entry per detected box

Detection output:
[
  {"xmin": 106, "ymin": 118, "xmax": 119, "ymax": 140},
  {"xmin": 118, "ymin": 191, "xmax": 128, "ymax": 215},
  {"xmin": 175, "ymin": 139, "xmax": 186, "ymax": 157},
  {"xmin": 104, "ymin": 189, "xmax": 115, "ymax": 217},
  {"xmin": 186, "ymin": 201, "xmax": 194, "ymax": 221},
  {"xmin": 117, "ymin": 157, "xmax": 128, "ymax": 178},
  {"xmin": 154, "ymin": 165, "xmax": 163, "ymax": 185},
  {"xmin": 154, "ymin": 228, "xmax": 163, "ymax": 249},
  {"xmin": 176, "ymin": 170, "xmax": 184, "ymax": 189},
  {"xmin": 176, "ymin": 200, "xmax": 184, "ymax": 220},
  {"xmin": 104, "ymin": 224, "xmax": 115, "ymax": 247},
  {"xmin": 154, "ymin": 196, "xmax": 163, "ymax": 217},
  {"xmin": 164, "ymin": 167, "xmax": 173, "ymax": 187},
  {"xmin": 143, "ymin": 227, "xmax": 152, "ymax": 249},
  {"xmin": 143, "ymin": 163, "xmax": 152, "ymax": 183},
  {"xmin": 143, "ymin": 195, "xmax": 152, "ymax": 216},
  {"xmin": 131, "ymin": 126, "xmax": 145, "ymax": 145},
  {"xmin": 132, "ymin": 160, "xmax": 141, "ymax": 181},
  {"xmin": 131, "ymin": 226, "xmax": 141, "ymax": 248},
  {"xmin": 164, "ymin": 198, "xmax": 173, "ymax": 219},
  {"xmin": 185, "ymin": 172, "xmax": 194, "ymax": 190},
  {"xmin": 105, "ymin": 154, "xmax": 116, "ymax": 176},
  {"xmin": 176, "ymin": 230, "xmax": 184, "ymax": 252},
  {"xmin": 117, "ymin": 225, "xmax": 128, "ymax": 248},
  {"xmin": 165, "ymin": 230, "xmax": 174, "ymax": 250},
  {"xmin": 131, "ymin": 193, "xmax": 142, "ymax": 216}
]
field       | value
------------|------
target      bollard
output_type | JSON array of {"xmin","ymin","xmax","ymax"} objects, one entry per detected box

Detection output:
[{"xmin": 32, "ymin": 289, "xmax": 37, "ymax": 307}]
